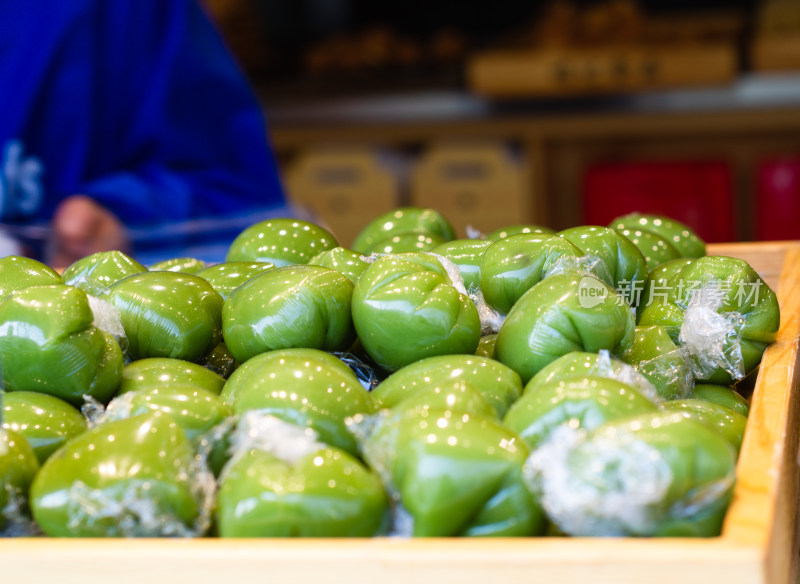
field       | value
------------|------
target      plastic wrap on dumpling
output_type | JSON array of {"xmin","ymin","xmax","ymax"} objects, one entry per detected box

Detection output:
[
  {"xmin": 216, "ymin": 411, "xmax": 389, "ymax": 537},
  {"xmin": 524, "ymin": 412, "xmax": 737, "ymax": 537},
  {"xmin": 680, "ymin": 285, "xmax": 746, "ymax": 382},
  {"xmin": 349, "ymin": 407, "xmax": 546, "ymax": 537},
  {"xmin": 429, "ymin": 252, "xmax": 504, "ymax": 334},
  {"xmin": 29, "ymin": 412, "xmax": 215, "ymax": 537}
]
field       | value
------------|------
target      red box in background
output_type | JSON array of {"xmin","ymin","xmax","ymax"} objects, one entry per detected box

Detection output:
[
  {"xmin": 756, "ymin": 158, "xmax": 800, "ymax": 241},
  {"xmin": 582, "ymin": 160, "xmax": 736, "ymax": 242}
]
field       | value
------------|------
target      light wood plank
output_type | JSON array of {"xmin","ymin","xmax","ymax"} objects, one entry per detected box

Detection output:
[
  {"xmin": 0, "ymin": 537, "xmax": 764, "ymax": 584},
  {"xmin": 721, "ymin": 247, "xmax": 800, "ymax": 584}
]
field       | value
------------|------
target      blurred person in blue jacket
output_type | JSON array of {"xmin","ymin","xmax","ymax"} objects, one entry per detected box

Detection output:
[{"xmin": 0, "ymin": 0, "xmax": 291, "ymax": 266}]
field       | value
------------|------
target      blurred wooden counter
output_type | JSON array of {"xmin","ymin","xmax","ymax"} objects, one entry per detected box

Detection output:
[{"xmin": 266, "ymin": 73, "xmax": 800, "ymax": 239}]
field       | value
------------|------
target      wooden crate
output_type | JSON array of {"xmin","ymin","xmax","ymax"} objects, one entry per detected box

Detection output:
[
  {"xmin": 2, "ymin": 242, "xmax": 799, "ymax": 584},
  {"xmin": 467, "ymin": 44, "xmax": 737, "ymax": 98}
]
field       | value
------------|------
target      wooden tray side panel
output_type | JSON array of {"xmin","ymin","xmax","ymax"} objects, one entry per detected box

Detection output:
[
  {"xmin": 765, "ymin": 248, "xmax": 800, "ymax": 584},
  {"xmin": 719, "ymin": 246, "xmax": 800, "ymax": 584},
  {"xmin": 0, "ymin": 538, "xmax": 764, "ymax": 584}
]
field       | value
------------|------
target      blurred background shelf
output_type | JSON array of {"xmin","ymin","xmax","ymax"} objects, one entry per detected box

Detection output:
[
  {"xmin": 204, "ymin": 0, "xmax": 800, "ymax": 247},
  {"xmin": 264, "ymin": 75, "xmax": 800, "ymax": 246}
]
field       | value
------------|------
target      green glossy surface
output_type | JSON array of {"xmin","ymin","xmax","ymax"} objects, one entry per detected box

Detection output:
[
  {"xmin": 539, "ymin": 412, "xmax": 736, "ymax": 537},
  {"xmin": 148, "ymin": 257, "xmax": 207, "ymax": 274},
  {"xmin": 373, "ymin": 354, "xmax": 522, "ymax": 417},
  {"xmin": 62, "ymin": 251, "xmax": 146, "ymax": 297},
  {"xmin": 475, "ymin": 334, "xmax": 497, "ymax": 359},
  {"xmin": 0, "ymin": 285, "xmax": 123, "ymax": 405},
  {"xmin": 480, "ymin": 234, "xmax": 583, "ymax": 314},
  {"xmin": 638, "ymin": 255, "xmax": 780, "ymax": 383},
  {"xmin": 485, "ymin": 224, "xmax": 555, "ymax": 241},
  {"xmin": 195, "ymin": 262, "xmax": 275, "ymax": 299},
  {"xmin": 226, "ymin": 219, "xmax": 338, "ymax": 266},
  {"xmin": 106, "ymin": 384, "xmax": 231, "ymax": 443},
  {"xmin": 503, "ymin": 376, "xmax": 658, "ymax": 449},
  {"xmin": 621, "ymin": 325, "xmax": 692, "ymax": 399},
  {"xmin": 558, "ymin": 225, "xmax": 648, "ymax": 305},
  {"xmin": 30, "ymin": 412, "xmax": 200, "ymax": 537},
  {"xmin": 0, "ymin": 256, "xmax": 63, "ymax": 298},
  {"xmin": 308, "ymin": 247, "xmax": 368, "ymax": 285},
  {"xmin": 221, "ymin": 349, "xmax": 375, "ymax": 456},
  {"xmin": 352, "ymin": 253, "xmax": 481, "ymax": 372},
  {"xmin": 661, "ymin": 398, "xmax": 747, "ymax": 452},
  {"xmin": 366, "ymin": 407, "xmax": 545, "ymax": 537},
  {"xmin": 2, "ymin": 392, "xmax": 87, "ymax": 463},
  {"xmin": 0, "ymin": 428, "xmax": 40, "ymax": 529},
  {"xmin": 616, "ymin": 228, "xmax": 682, "ymax": 272},
  {"xmin": 495, "ymin": 272, "xmax": 635, "ymax": 383},
  {"xmin": 527, "ymin": 351, "xmax": 641, "ymax": 391},
  {"xmin": 118, "ymin": 358, "xmax": 227, "ymax": 396},
  {"xmin": 365, "ymin": 232, "xmax": 445, "ymax": 254},
  {"xmin": 430, "ymin": 238, "xmax": 492, "ymax": 292},
  {"xmin": 223, "ymin": 265, "xmax": 355, "ymax": 363},
  {"xmin": 109, "ymin": 271, "xmax": 223, "ymax": 362},
  {"xmin": 693, "ymin": 384, "xmax": 750, "ymax": 417},
  {"xmin": 388, "ymin": 380, "xmax": 498, "ymax": 419},
  {"xmin": 351, "ymin": 207, "xmax": 455, "ymax": 254},
  {"xmin": 217, "ymin": 446, "xmax": 388, "ymax": 537},
  {"xmin": 637, "ymin": 258, "xmax": 694, "ymax": 319},
  {"xmin": 610, "ymin": 213, "xmax": 706, "ymax": 258}
]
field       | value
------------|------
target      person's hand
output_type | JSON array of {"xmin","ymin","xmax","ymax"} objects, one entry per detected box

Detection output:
[{"xmin": 49, "ymin": 195, "xmax": 130, "ymax": 268}]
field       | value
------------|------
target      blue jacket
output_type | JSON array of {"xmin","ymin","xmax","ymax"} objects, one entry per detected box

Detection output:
[{"xmin": 0, "ymin": 0, "xmax": 290, "ymax": 263}]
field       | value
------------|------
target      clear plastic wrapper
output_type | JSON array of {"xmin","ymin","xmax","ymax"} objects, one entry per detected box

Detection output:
[
  {"xmin": 429, "ymin": 252, "xmax": 468, "ymax": 296},
  {"xmin": 29, "ymin": 412, "xmax": 215, "ymax": 537},
  {"xmin": 58, "ymin": 471, "xmax": 214, "ymax": 538},
  {"xmin": 633, "ymin": 347, "xmax": 695, "ymax": 400},
  {"xmin": 525, "ymin": 425, "xmax": 672, "ymax": 536},
  {"xmin": 543, "ymin": 254, "xmax": 614, "ymax": 287},
  {"xmin": 87, "ymin": 295, "xmax": 127, "ymax": 352},
  {"xmin": 524, "ymin": 412, "xmax": 737, "ymax": 537},
  {"xmin": 359, "ymin": 252, "xmax": 381, "ymax": 264},
  {"xmin": 591, "ymin": 351, "xmax": 662, "ymax": 404},
  {"xmin": 639, "ymin": 256, "xmax": 779, "ymax": 384},
  {"xmin": 101, "ymin": 386, "xmax": 229, "ymax": 446},
  {"xmin": 429, "ymin": 252, "xmax": 505, "ymax": 334},
  {"xmin": 465, "ymin": 225, "xmax": 483, "ymax": 239},
  {"xmin": 225, "ymin": 411, "xmax": 325, "ymax": 467},
  {"xmin": 528, "ymin": 350, "xmax": 660, "ymax": 405},
  {"xmin": 216, "ymin": 411, "xmax": 389, "ymax": 537},
  {"xmin": 331, "ymin": 352, "xmax": 383, "ymax": 392},
  {"xmin": 80, "ymin": 394, "xmax": 107, "ymax": 427},
  {"xmin": 470, "ymin": 287, "xmax": 506, "ymax": 335},
  {"xmin": 679, "ymin": 285, "xmax": 746, "ymax": 382},
  {"xmin": 347, "ymin": 410, "xmax": 416, "ymax": 537},
  {"xmin": 503, "ymin": 374, "xmax": 659, "ymax": 451},
  {"xmin": 1, "ymin": 484, "xmax": 41, "ymax": 537}
]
